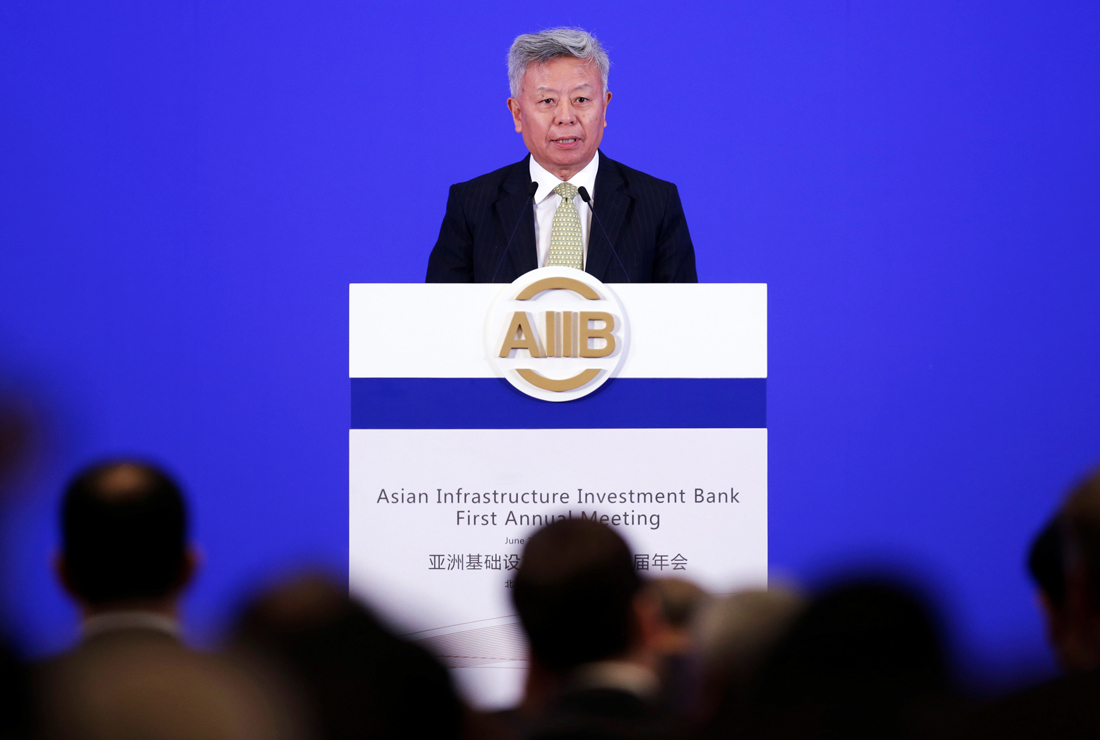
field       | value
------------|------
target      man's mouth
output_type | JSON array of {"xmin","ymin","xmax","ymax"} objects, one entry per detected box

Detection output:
[{"xmin": 552, "ymin": 138, "xmax": 580, "ymax": 144}]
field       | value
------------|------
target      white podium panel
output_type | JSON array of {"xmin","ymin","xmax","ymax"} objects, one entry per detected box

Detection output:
[{"xmin": 349, "ymin": 277, "xmax": 767, "ymax": 708}]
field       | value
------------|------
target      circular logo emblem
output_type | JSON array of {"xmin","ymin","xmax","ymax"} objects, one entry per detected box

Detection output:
[{"xmin": 486, "ymin": 267, "xmax": 629, "ymax": 402}]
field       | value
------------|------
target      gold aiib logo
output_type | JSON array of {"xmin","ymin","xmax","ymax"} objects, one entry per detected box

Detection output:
[{"xmin": 486, "ymin": 267, "xmax": 629, "ymax": 402}]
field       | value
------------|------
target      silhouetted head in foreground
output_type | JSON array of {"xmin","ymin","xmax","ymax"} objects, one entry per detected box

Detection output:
[
  {"xmin": 649, "ymin": 576, "xmax": 709, "ymax": 715},
  {"xmin": 58, "ymin": 460, "xmax": 196, "ymax": 619},
  {"xmin": 1029, "ymin": 517, "xmax": 1067, "ymax": 608},
  {"xmin": 1051, "ymin": 465, "xmax": 1100, "ymax": 672},
  {"xmin": 512, "ymin": 520, "xmax": 678, "ymax": 740},
  {"xmin": 513, "ymin": 518, "xmax": 650, "ymax": 674},
  {"xmin": 232, "ymin": 574, "xmax": 464, "ymax": 740},
  {"xmin": 0, "ymin": 392, "xmax": 40, "ymax": 739},
  {"xmin": 1027, "ymin": 516, "xmax": 1077, "ymax": 672},
  {"xmin": 727, "ymin": 579, "xmax": 953, "ymax": 740},
  {"xmin": 694, "ymin": 586, "xmax": 805, "ymax": 731}
]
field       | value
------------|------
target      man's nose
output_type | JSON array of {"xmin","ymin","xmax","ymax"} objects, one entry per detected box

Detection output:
[{"xmin": 554, "ymin": 99, "xmax": 575, "ymax": 125}]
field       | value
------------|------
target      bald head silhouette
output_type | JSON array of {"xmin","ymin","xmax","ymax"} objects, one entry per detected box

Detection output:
[
  {"xmin": 60, "ymin": 461, "xmax": 192, "ymax": 611},
  {"xmin": 513, "ymin": 518, "xmax": 642, "ymax": 672}
]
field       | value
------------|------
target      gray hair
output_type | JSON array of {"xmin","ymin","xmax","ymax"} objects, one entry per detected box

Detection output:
[{"xmin": 507, "ymin": 28, "xmax": 610, "ymax": 98}]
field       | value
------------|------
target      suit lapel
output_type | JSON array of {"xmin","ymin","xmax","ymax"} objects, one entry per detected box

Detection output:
[
  {"xmin": 586, "ymin": 153, "xmax": 630, "ymax": 282},
  {"xmin": 490, "ymin": 157, "xmax": 537, "ymax": 282}
]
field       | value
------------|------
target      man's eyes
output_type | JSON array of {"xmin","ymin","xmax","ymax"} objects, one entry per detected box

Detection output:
[
  {"xmin": 575, "ymin": 97, "xmax": 589, "ymax": 103},
  {"xmin": 540, "ymin": 98, "xmax": 555, "ymax": 105}
]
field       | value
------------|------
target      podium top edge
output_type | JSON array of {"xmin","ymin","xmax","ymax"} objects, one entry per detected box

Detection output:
[{"xmin": 348, "ymin": 282, "xmax": 768, "ymax": 287}]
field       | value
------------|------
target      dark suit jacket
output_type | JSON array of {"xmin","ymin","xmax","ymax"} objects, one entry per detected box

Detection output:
[
  {"xmin": 969, "ymin": 666, "xmax": 1100, "ymax": 740},
  {"xmin": 425, "ymin": 153, "xmax": 698, "ymax": 283}
]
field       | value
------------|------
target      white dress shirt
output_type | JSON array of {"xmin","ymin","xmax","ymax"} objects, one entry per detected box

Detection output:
[{"xmin": 529, "ymin": 152, "xmax": 600, "ymax": 269}]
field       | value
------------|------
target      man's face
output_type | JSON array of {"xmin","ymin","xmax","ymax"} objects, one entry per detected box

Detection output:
[{"xmin": 507, "ymin": 56, "xmax": 611, "ymax": 181}]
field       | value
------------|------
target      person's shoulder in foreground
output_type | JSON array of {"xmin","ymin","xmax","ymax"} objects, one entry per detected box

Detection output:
[
  {"xmin": 968, "ymin": 465, "xmax": 1100, "ymax": 740},
  {"xmin": 425, "ymin": 27, "xmax": 697, "ymax": 284}
]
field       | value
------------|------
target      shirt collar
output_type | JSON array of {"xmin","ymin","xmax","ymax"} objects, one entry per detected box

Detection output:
[
  {"xmin": 566, "ymin": 660, "xmax": 660, "ymax": 699},
  {"xmin": 529, "ymin": 151, "xmax": 601, "ymax": 205},
  {"xmin": 81, "ymin": 610, "xmax": 181, "ymax": 641}
]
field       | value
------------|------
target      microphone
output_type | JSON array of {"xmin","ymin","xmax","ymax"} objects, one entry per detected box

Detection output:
[
  {"xmin": 490, "ymin": 180, "xmax": 540, "ymax": 283},
  {"xmin": 577, "ymin": 186, "xmax": 630, "ymax": 283}
]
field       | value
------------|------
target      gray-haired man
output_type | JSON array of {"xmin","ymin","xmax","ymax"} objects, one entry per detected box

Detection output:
[{"xmin": 426, "ymin": 28, "xmax": 698, "ymax": 284}]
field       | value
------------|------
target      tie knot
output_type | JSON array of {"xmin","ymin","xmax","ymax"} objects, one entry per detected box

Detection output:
[{"xmin": 553, "ymin": 182, "xmax": 578, "ymax": 200}]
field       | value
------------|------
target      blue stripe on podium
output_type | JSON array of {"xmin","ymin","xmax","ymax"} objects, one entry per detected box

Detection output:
[{"xmin": 350, "ymin": 378, "xmax": 766, "ymax": 430}]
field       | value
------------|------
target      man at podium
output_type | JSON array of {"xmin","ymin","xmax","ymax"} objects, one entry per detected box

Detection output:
[{"xmin": 426, "ymin": 28, "xmax": 698, "ymax": 284}]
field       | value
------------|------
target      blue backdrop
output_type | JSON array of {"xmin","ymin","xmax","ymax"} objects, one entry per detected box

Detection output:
[{"xmin": 3, "ymin": 0, "xmax": 1099, "ymax": 688}]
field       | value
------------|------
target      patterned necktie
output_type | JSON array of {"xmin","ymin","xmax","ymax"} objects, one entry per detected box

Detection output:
[{"xmin": 547, "ymin": 182, "xmax": 583, "ymax": 270}]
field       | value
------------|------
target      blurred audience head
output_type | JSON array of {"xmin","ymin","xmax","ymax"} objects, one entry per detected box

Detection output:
[
  {"xmin": 649, "ymin": 576, "xmax": 708, "ymax": 654},
  {"xmin": 1052, "ymin": 465, "xmax": 1100, "ymax": 671},
  {"xmin": 58, "ymin": 460, "xmax": 196, "ymax": 616},
  {"xmin": 647, "ymin": 576, "xmax": 710, "ymax": 716},
  {"xmin": 694, "ymin": 586, "xmax": 804, "ymax": 717},
  {"xmin": 1027, "ymin": 516, "xmax": 1075, "ymax": 671},
  {"xmin": 720, "ymin": 579, "xmax": 951, "ymax": 740},
  {"xmin": 232, "ymin": 573, "xmax": 464, "ymax": 740},
  {"xmin": 1029, "ymin": 516, "xmax": 1068, "ymax": 608},
  {"xmin": 0, "ymin": 391, "xmax": 36, "ymax": 740},
  {"xmin": 513, "ymin": 518, "xmax": 654, "ymax": 674}
]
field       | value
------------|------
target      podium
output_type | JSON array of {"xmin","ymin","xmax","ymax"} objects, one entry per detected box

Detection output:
[{"xmin": 349, "ymin": 269, "xmax": 767, "ymax": 707}]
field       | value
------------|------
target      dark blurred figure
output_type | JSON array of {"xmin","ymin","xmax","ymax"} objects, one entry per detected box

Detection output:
[
  {"xmin": 1027, "ymin": 516, "xmax": 1075, "ymax": 672},
  {"xmin": 53, "ymin": 461, "xmax": 198, "ymax": 647},
  {"xmin": 0, "ymin": 393, "xmax": 41, "ymax": 739},
  {"xmin": 692, "ymin": 586, "xmax": 804, "ymax": 736},
  {"xmin": 511, "ymin": 519, "xmax": 675, "ymax": 740},
  {"xmin": 976, "ymin": 466, "xmax": 1100, "ymax": 739},
  {"xmin": 706, "ymin": 579, "xmax": 958, "ymax": 740},
  {"xmin": 35, "ymin": 460, "xmax": 235, "ymax": 739},
  {"xmin": 231, "ymin": 574, "xmax": 466, "ymax": 740},
  {"xmin": 1056, "ymin": 467, "xmax": 1100, "ymax": 672},
  {"xmin": 648, "ymin": 577, "xmax": 708, "ymax": 717}
]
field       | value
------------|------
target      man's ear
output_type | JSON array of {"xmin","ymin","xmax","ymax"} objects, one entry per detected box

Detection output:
[
  {"xmin": 507, "ymin": 98, "xmax": 523, "ymax": 133},
  {"xmin": 54, "ymin": 551, "xmax": 79, "ymax": 601},
  {"xmin": 603, "ymin": 91, "xmax": 612, "ymax": 128},
  {"xmin": 175, "ymin": 544, "xmax": 202, "ymax": 594},
  {"xmin": 1036, "ymin": 590, "xmax": 1055, "ymax": 620}
]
